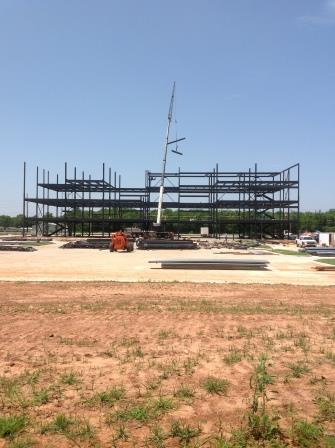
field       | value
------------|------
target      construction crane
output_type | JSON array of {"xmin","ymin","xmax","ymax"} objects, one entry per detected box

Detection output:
[{"xmin": 155, "ymin": 82, "xmax": 185, "ymax": 226}]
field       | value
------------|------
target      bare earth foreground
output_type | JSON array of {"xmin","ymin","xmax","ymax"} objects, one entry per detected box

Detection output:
[{"xmin": 0, "ymin": 282, "xmax": 335, "ymax": 447}]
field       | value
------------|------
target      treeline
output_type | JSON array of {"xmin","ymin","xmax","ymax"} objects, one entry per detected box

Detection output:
[{"xmin": 1, "ymin": 209, "xmax": 335, "ymax": 232}]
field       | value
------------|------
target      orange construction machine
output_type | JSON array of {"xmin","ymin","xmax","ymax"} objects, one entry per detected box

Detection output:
[{"xmin": 110, "ymin": 231, "xmax": 134, "ymax": 252}]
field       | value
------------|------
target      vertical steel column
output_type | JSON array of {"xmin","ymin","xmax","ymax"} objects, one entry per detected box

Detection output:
[
  {"xmin": 35, "ymin": 167, "xmax": 39, "ymax": 236},
  {"xmin": 22, "ymin": 162, "xmax": 26, "ymax": 237},
  {"xmin": 177, "ymin": 167, "xmax": 181, "ymax": 237},
  {"xmin": 47, "ymin": 171, "xmax": 50, "ymax": 236},
  {"xmin": 102, "ymin": 163, "xmax": 105, "ymax": 236},
  {"xmin": 64, "ymin": 162, "xmax": 68, "ymax": 236},
  {"xmin": 108, "ymin": 167, "xmax": 112, "ymax": 236},
  {"xmin": 89, "ymin": 174, "xmax": 92, "ymax": 236},
  {"xmin": 297, "ymin": 163, "xmax": 300, "ymax": 233},
  {"xmin": 81, "ymin": 171, "xmax": 84, "ymax": 237},
  {"xmin": 42, "ymin": 169, "xmax": 45, "ymax": 236}
]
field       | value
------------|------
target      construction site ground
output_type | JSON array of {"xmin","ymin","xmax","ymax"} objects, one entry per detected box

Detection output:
[
  {"xmin": 0, "ymin": 281, "xmax": 335, "ymax": 447},
  {"xmin": 0, "ymin": 240, "xmax": 334, "ymax": 284}
]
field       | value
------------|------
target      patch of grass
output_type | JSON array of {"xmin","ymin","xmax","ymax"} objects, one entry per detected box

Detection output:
[
  {"xmin": 32, "ymin": 388, "xmax": 49, "ymax": 406},
  {"xmin": 112, "ymin": 424, "xmax": 129, "ymax": 442},
  {"xmin": 271, "ymin": 249, "xmax": 309, "ymax": 256},
  {"xmin": 60, "ymin": 371, "xmax": 78, "ymax": 386},
  {"xmin": 158, "ymin": 359, "xmax": 181, "ymax": 379},
  {"xmin": 102, "ymin": 344, "xmax": 117, "ymax": 357},
  {"xmin": 202, "ymin": 376, "xmax": 229, "ymax": 395},
  {"xmin": 170, "ymin": 420, "xmax": 201, "ymax": 445},
  {"xmin": 112, "ymin": 404, "xmax": 150, "ymax": 423},
  {"xmin": 119, "ymin": 336, "xmax": 140, "ymax": 347},
  {"xmin": 315, "ymin": 390, "xmax": 335, "ymax": 422},
  {"xmin": 316, "ymin": 258, "xmax": 335, "ymax": 265},
  {"xmin": 85, "ymin": 386, "xmax": 125, "ymax": 407},
  {"xmin": 183, "ymin": 357, "xmax": 199, "ymax": 375},
  {"xmin": 223, "ymin": 347, "xmax": 243, "ymax": 365},
  {"xmin": 288, "ymin": 361, "xmax": 310, "ymax": 378},
  {"xmin": 147, "ymin": 424, "xmax": 166, "ymax": 448},
  {"xmin": 7, "ymin": 437, "xmax": 36, "ymax": 448},
  {"xmin": 292, "ymin": 420, "xmax": 323, "ymax": 447},
  {"xmin": 174, "ymin": 385, "xmax": 195, "ymax": 400},
  {"xmin": 41, "ymin": 413, "xmax": 95, "ymax": 441},
  {"xmin": 158, "ymin": 330, "xmax": 175, "ymax": 340},
  {"xmin": 152, "ymin": 396, "xmax": 174, "ymax": 413},
  {"xmin": 0, "ymin": 415, "xmax": 26, "ymax": 438}
]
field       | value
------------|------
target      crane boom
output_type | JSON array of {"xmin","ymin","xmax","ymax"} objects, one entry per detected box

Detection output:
[{"xmin": 156, "ymin": 82, "xmax": 175, "ymax": 226}]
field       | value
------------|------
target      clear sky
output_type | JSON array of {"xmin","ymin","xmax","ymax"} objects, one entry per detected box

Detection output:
[{"xmin": 0, "ymin": 0, "xmax": 334, "ymax": 215}]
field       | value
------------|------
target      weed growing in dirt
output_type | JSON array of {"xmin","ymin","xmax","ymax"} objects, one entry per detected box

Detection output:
[
  {"xmin": 223, "ymin": 347, "xmax": 243, "ymax": 365},
  {"xmin": 174, "ymin": 385, "xmax": 195, "ymax": 400},
  {"xmin": 158, "ymin": 359, "xmax": 181, "ymax": 379},
  {"xmin": 7, "ymin": 437, "xmax": 36, "ymax": 448},
  {"xmin": 147, "ymin": 424, "xmax": 166, "ymax": 448},
  {"xmin": 111, "ymin": 404, "xmax": 150, "ymax": 423},
  {"xmin": 288, "ymin": 361, "xmax": 310, "ymax": 378},
  {"xmin": 202, "ymin": 376, "xmax": 229, "ymax": 395},
  {"xmin": 0, "ymin": 415, "xmax": 26, "ymax": 438},
  {"xmin": 60, "ymin": 371, "xmax": 79, "ymax": 386},
  {"xmin": 170, "ymin": 420, "xmax": 201, "ymax": 445},
  {"xmin": 41, "ymin": 413, "xmax": 95, "ymax": 443},
  {"xmin": 85, "ymin": 386, "xmax": 125, "ymax": 407},
  {"xmin": 152, "ymin": 396, "xmax": 174, "ymax": 413},
  {"xmin": 32, "ymin": 388, "xmax": 49, "ymax": 406},
  {"xmin": 315, "ymin": 390, "xmax": 335, "ymax": 422},
  {"xmin": 291, "ymin": 420, "xmax": 323, "ymax": 447}
]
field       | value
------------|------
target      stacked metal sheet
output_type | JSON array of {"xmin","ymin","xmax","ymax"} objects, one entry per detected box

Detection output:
[
  {"xmin": 149, "ymin": 258, "xmax": 269, "ymax": 270},
  {"xmin": 137, "ymin": 239, "xmax": 198, "ymax": 250},
  {"xmin": 304, "ymin": 247, "xmax": 335, "ymax": 257}
]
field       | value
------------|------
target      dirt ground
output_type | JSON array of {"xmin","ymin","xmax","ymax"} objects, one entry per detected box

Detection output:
[
  {"xmin": 0, "ymin": 282, "xmax": 335, "ymax": 447},
  {"xmin": 0, "ymin": 242, "xmax": 334, "ymax": 285}
]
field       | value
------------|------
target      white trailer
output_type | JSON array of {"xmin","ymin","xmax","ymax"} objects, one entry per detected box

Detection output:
[{"xmin": 319, "ymin": 232, "xmax": 335, "ymax": 247}]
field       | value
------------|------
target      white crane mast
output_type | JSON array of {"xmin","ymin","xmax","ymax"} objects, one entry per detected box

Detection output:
[{"xmin": 156, "ymin": 82, "xmax": 176, "ymax": 226}]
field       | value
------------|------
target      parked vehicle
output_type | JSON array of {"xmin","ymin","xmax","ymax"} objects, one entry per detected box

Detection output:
[{"xmin": 296, "ymin": 235, "xmax": 317, "ymax": 248}]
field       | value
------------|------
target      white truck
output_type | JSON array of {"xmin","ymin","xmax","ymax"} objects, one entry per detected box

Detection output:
[{"xmin": 296, "ymin": 235, "xmax": 317, "ymax": 248}]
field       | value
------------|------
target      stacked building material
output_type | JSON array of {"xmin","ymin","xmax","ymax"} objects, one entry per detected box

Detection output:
[
  {"xmin": 149, "ymin": 258, "xmax": 269, "ymax": 270},
  {"xmin": 137, "ymin": 239, "xmax": 198, "ymax": 250},
  {"xmin": 60, "ymin": 239, "xmax": 110, "ymax": 249},
  {"xmin": 0, "ymin": 237, "xmax": 52, "ymax": 242},
  {"xmin": 304, "ymin": 247, "xmax": 335, "ymax": 257},
  {"xmin": 0, "ymin": 245, "xmax": 37, "ymax": 252}
]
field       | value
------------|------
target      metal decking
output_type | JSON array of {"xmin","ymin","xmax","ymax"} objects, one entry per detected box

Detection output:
[{"xmin": 149, "ymin": 259, "xmax": 270, "ymax": 270}]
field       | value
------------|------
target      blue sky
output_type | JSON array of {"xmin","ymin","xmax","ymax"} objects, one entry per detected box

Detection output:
[{"xmin": 0, "ymin": 0, "xmax": 334, "ymax": 214}]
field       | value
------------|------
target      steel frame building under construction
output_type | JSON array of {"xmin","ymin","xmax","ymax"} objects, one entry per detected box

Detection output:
[{"xmin": 22, "ymin": 162, "xmax": 300, "ymax": 238}]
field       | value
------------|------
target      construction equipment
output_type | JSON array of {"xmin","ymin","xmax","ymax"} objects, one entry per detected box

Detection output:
[
  {"xmin": 155, "ymin": 82, "xmax": 185, "ymax": 226},
  {"xmin": 110, "ymin": 231, "xmax": 134, "ymax": 252}
]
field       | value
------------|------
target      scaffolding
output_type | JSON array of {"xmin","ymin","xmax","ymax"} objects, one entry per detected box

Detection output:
[{"xmin": 23, "ymin": 162, "xmax": 300, "ymax": 238}]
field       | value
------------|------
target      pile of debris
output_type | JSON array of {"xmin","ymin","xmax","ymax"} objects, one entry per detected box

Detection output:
[
  {"xmin": 198, "ymin": 240, "xmax": 260, "ymax": 250},
  {"xmin": 0, "ymin": 237, "xmax": 52, "ymax": 242},
  {"xmin": 0, "ymin": 245, "xmax": 37, "ymax": 252},
  {"xmin": 60, "ymin": 239, "xmax": 110, "ymax": 249}
]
